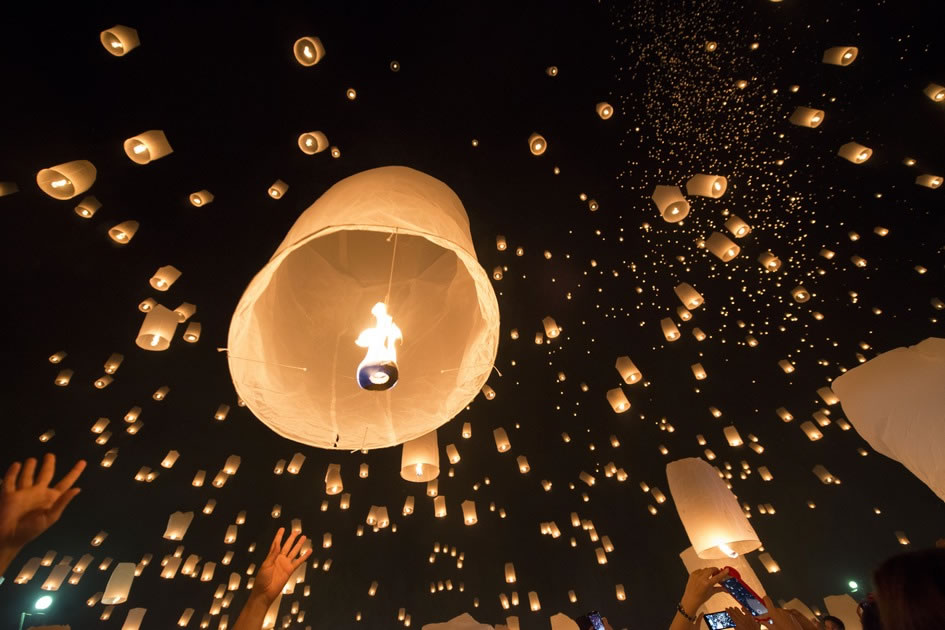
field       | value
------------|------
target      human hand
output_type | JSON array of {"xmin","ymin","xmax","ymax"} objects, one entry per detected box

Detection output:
[
  {"xmin": 786, "ymin": 609, "xmax": 820, "ymax": 630},
  {"xmin": 0, "ymin": 454, "xmax": 85, "ymax": 552},
  {"xmin": 680, "ymin": 567, "xmax": 730, "ymax": 618},
  {"xmin": 601, "ymin": 617, "xmax": 614, "ymax": 630},
  {"xmin": 762, "ymin": 596, "xmax": 801, "ymax": 629},
  {"xmin": 251, "ymin": 526, "xmax": 310, "ymax": 604},
  {"xmin": 725, "ymin": 607, "xmax": 760, "ymax": 630}
]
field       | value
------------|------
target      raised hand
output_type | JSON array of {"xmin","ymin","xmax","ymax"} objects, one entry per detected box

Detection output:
[
  {"xmin": 762, "ymin": 596, "xmax": 802, "ymax": 630},
  {"xmin": 681, "ymin": 567, "xmax": 730, "ymax": 616},
  {"xmin": 251, "ymin": 526, "xmax": 310, "ymax": 604},
  {"xmin": 1, "ymin": 454, "xmax": 85, "ymax": 550},
  {"xmin": 725, "ymin": 607, "xmax": 760, "ymax": 630}
]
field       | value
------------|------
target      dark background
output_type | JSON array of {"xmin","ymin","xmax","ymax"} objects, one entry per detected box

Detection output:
[{"xmin": 1, "ymin": 0, "xmax": 944, "ymax": 628}]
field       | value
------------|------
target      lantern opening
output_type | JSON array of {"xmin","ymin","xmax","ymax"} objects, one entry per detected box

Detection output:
[{"xmin": 356, "ymin": 302, "xmax": 402, "ymax": 391}]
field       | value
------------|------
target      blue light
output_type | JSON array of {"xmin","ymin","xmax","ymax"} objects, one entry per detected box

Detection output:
[{"xmin": 34, "ymin": 595, "xmax": 53, "ymax": 610}]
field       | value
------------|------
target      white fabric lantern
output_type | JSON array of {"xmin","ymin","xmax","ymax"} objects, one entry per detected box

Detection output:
[
  {"xmin": 674, "ymin": 282, "xmax": 704, "ymax": 309},
  {"xmin": 789, "ymin": 107, "xmax": 825, "ymax": 127},
  {"xmin": 822, "ymin": 46, "xmax": 858, "ymax": 66},
  {"xmin": 666, "ymin": 457, "xmax": 761, "ymax": 559},
  {"xmin": 135, "ymin": 304, "xmax": 178, "ymax": 351},
  {"xmin": 832, "ymin": 337, "xmax": 945, "ymax": 501},
  {"xmin": 163, "ymin": 511, "xmax": 194, "ymax": 541},
  {"xmin": 651, "ymin": 185, "xmax": 690, "ymax": 222},
  {"xmin": 100, "ymin": 25, "xmax": 139, "ymax": 56},
  {"xmin": 685, "ymin": 175, "xmax": 727, "ymax": 198},
  {"xmin": 109, "ymin": 220, "xmax": 139, "ymax": 244},
  {"xmin": 293, "ymin": 37, "xmax": 325, "ymax": 66},
  {"xmin": 401, "ymin": 430, "xmax": 440, "ymax": 482},
  {"xmin": 123, "ymin": 130, "xmax": 173, "ymax": 164},
  {"xmin": 228, "ymin": 167, "xmax": 500, "ymax": 449},
  {"xmin": 838, "ymin": 142, "xmax": 873, "ymax": 164},
  {"xmin": 36, "ymin": 160, "xmax": 97, "ymax": 200},
  {"xmin": 103, "ymin": 562, "xmax": 136, "ymax": 604}
]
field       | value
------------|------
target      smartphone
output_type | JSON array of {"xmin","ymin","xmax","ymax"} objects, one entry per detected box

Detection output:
[
  {"xmin": 575, "ymin": 611, "xmax": 605, "ymax": 630},
  {"xmin": 704, "ymin": 611, "xmax": 735, "ymax": 629},
  {"xmin": 720, "ymin": 567, "xmax": 768, "ymax": 617}
]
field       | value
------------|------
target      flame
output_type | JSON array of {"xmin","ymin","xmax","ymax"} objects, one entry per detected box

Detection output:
[
  {"xmin": 718, "ymin": 543, "xmax": 739, "ymax": 558},
  {"xmin": 356, "ymin": 302, "xmax": 402, "ymax": 385}
]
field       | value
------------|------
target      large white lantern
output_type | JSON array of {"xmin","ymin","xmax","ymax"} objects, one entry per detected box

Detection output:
[
  {"xmin": 666, "ymin": 457, "xmax": 761, "ymax": 559},
  {"xmin": 228, "ymin": 167, "xmax": 500, "ymax": 449}
]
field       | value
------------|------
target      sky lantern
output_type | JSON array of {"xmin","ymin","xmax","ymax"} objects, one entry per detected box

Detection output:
[
  {"xmin": 685, "ymin": 175, "xmax": 727, "ymax": 198},
  {"xmin": 528, "ymin": 133, "xmax": 547, "ymax": 155},
  {"xmin": 100, "ymin": 25, "xmax": 140, "ymax": 55},
  {"xmin": 674, "ymin": 282, "xmax": 704, "ymax": 309},
  {"xmin": 724, "ymin": 216, "xmax": 751, "ymax": 238},
  {"xmin": 596, "ymin": 102, "xmax": 614, "ymax": 119},
  {"xmin": 494, "ymin": 428, "xmax": 511, "ymax": 452},
  {"xmin": 757, "ymin": 251, "xmax": 781, "ymax": 271},
  {"xmin": 150, "ymin": 265, "xmax": 181, "ymax": 291},
  {"xmin": 135, "ymin": 304, "xmax": 178, "ymax": 351},
  {"xmin": 269, "ymin": 180, "xmax": 289, "ymax": 198},
  {"xmin": 667, "ymin": 458, "xmax": 761, "ymax": 559},
  {"xmin": 706, "ymin": 231, "xmax": 740, "ymax": 261},
  {"xmin": 183, "ymin": 322, "xmax": 201, "ymax": 342},
  {"xmin": 615, "ymin": 356, "xmax": 642, "ymax": 384},
  {"xmin": 838, "ymin": 141, "xmax": 873, "ymax": 163},
  {"xmin": 36, "ymin": 160, "xmax": 96, "ymax": 199},
  {"xmin": 298, "ymin": 131, "xmax": 329, "ymax": 154},
  {"xmin": 461, "ymin": 500, "xmax": 478, "ymax": 525},
  {"xmin": 832, "ymin": 337, "xmax": 945, "ymax": 501},
  {"xmin": 108, "ymin": 220, "xmax": 139, "ymax": 244},
  {"xmin": 789, "ymin": 106, "xmax": 825, "ymax": 127},
  {"xmin": 791, "ymin": 286, "xmax": 810, "ymax": 302},
  {"xmin": 660, "ymin": 317, "xmax": 680, "ymax": 341},
  {"xmin": 924, "ymin": 83, "xmax": 945, "ymax": 101},
  {"xmin": 102, "ymin": 562, "xmax": 136, "ymax": 605},
  {"xmin": 75, "ymin": 195, "xmax": 100, "ymax": 218},
  {"xmin": 822, "ymin": 46, "xmax": 858, "ymax": 65},
  {"xmin": 293, "ymin": 36, "xmax": 325, "ymax": 66},
  {"xmin": 123, "ymin": 130, "xmax": 173, "ymax": 164},
  {"xmin": 325, "ymin": 464, "xmax": 343, "ymax": 494},
  {"xmin": 606, "ymin": 387, "xmax": 630, "ymax": 413},
  {"xmin": 542, "ymin": 316, "xmax": 560, "ymax": 338},
  {"xmin": 227, "ymin": 167, "xmax": 499, "ymax": 449},
  {"xmin": 190, "ymin": 190, "xmax": 214, "ymax": 206},
  {"xmin": 915, "ymin": 174, "xmax": 942, "ymax": 189},
  {"xmin": 401, "ymin": 430, "xmax": 440, "ymax": 482},
  {"xmin": 651, "ymin": 185, "xmax": 690, "ymax": 222}
]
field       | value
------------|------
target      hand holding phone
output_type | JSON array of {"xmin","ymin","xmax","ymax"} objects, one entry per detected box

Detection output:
[
  {"xmin": 704, "ymin": 611, "xmax": 735, "ymax": 629},
  {"xmin": 576, "ymin": 611, "xmax": 606, "ymax": 630},
  {"xmin": 719, "ymin": 567, "xmax": 768, "ymax": 619}
]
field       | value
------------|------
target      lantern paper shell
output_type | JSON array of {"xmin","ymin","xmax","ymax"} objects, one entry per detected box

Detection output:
[
  {"xmin": 136, "ymin": 304, "xmax": 178, "ymax": 351},
  {"xmin": 651, "ymin": 185, "xmax": 690, "ymax": 222},
  {"xmin": 190, "ymin": 190, "xmax": 214, "ymax": 206},
  {"xmin": 661, "ymin": 318, "xmax": 680, "ymax": 341},
  {"xmin": 227, "ymin": 167, "xmax": 500, "ymax": 450},
  {"xmin": 100, "ymin": 25, "xmax": 139, "ymax": 56},
  {"xmin": 293, "ymin": 36, "xmax": 325, "ymax": 66},
  {"xmin": 174, "ymin": 302, "xmax": 196, "ymax": 322},
  {"xmin": 269, "ymin": 180, "xmax": 289, "ymax": 199},
  {"xmin": 150, "ymin": 265, "xmax": 181, "ymax": 291},
  {"xmin": 838, "ymin": 142, "xmax": 873, "ymax": 164},
  {"xmin": 75, "ymin": 195, "xmax": 101, "ymax": 218},
  {"xmin": 685, "ymin": 175, "xmax": 727, "ymax": 198},
  {"xmin": 36, "ymin": 160, "xmax": 97, "ymax": 200},
  {"xmin": 925, "ymin": 83, "xmax": 945, "ymax": 102},
  {"xmin": 493, "ymin": 428, "xmax": 511, "ymax": 452},
  {"xmin": 108, "ymin": 220, "xmax": 139, "ymax": 244},
  {"xmin": 789, "ymin": 106, "xmax": 825, "ymax": 128},
  {"xmin": 706, "ymin": 232, "xmax": 740, "ymax": 261},
  {"xmin": 666, "ymin": 457, "xmax": 761, "ymax": 559},
  {"xmin": 822, "ymin": 46, "xmax": 858, "ymax": 66},
  {"xmin": 461, "ymin": 500, "xmax": 477, "ymax": 525},
  {"xmin": 163, "ymin": 511, "xmax": 194, "ymax": 540},
  {"xmin": 325, "ymin": 464, "xmax": 343, "ymax": 494},
  {"xmin": 832, "ymin": 337, "xmax": 945, "ymax": 501},
  {"xmin": 606, "ymin": 387, "xmax": 630, "ymax": 413},
  {"xmin": 183, "ymin": 322, "xmax": 201, "ymax": 342},
  {"xmin": 915, "ymin": 174, "xmax": 942, "ymax": 189},
  {"xmin": 674, "ymin": 282, "xmax": 704, "ymax": 309},
  {"xmin": 758, "ymin": 251, "xmax": 781, "ymax": 271},
  {"xmin": 596, "ymin": 102, "xmax": 614, "ymax": 119},
  {"xmin": 615, "ymin": 356, "xmax": 642, "ymax": 384},
  {"xmin": 0, "ymin": 181, "xmax": 18, "ymax": 197},
  {"xmin": 102, "ymin": 562, "xmax": 136, "ymax": 604},
  {"xmin": 124, "ymin": 130, "xmax": 173, "ymax": 164},
  {"xmin": 724, "ymin": 216, "xmax": 751, "ymax": 238},
  {"xmin": 401, "ymin": 430, "xmax": 440, "ymax": 482}
]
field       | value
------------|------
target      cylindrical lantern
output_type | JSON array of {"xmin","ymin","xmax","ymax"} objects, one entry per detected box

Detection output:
[
  {"xmin": 94, "ymin": 375, "xmax": 113, "ymax": 389},
  {"xmin": 651, "ymin": 185, "xmax": 690, "ymax": 222},
  {"xmin": 36, "ymin": 160, "xmax": 97, "ymax": 200},
  {"xmin": 674, "ymin": 282, "xmax": 704, "ymax": 309},
  {"xmin": 75, "ymin": 195, "xmax": 101, "ymax": 218},
  {"xmin": 401, "ymin": 430, "xmax": 439, "ymax": 481},
  {"xmin": 138, "ymin": 298, "xmax": 156, "ymax": 313},
  {"xmin": 100, "ymin": 25, "xmax": 139, "ymax": 56},
  {"xmin": 402, "ymin": 495, "xmax": 415, "ymax": 515},
  {"xmin": 461, "ymin": 422, "xmax": 472, "ymax": 438},
  {"xmin": 705, "ymin": 231, "xmax": 740, "ymax": 261},
  {"xmin": 615, "ymin": 356, "xmax": 642, "ymax": 384},
  {"xmin": 542, "ymin": 316, "xmax": 560, "ymax": 338},
  {"xmin": 324, "ymin": 463, "xmax": 343, "ymax": 494},
  {"xmin": 183, "ymin": 322, "xmax": 201, "ymax": 342},
  {"xmin": 461, "ymin": 500, "xmax": 477, "ymax": 525},
  {"xmin": 822, "ymin": 46, "xmax": 858, "ymax": 66},
  {"xmin": 528, "ymin": 133, "xmax": 547, "ymax": 156},
  {"xmin": 124, "ymin": 131, "xmax": 173, "ymax": 164},
  {"xmin": 54, "ymin": 368, "xmax": 74, "ymax": 386},
  {"xmin": 606, "ymin": 387, "xmax": 630, "ymax": 413},
  {"xmin": 493, "ymin": 428, "xmax": 511, "ymax": 452},
  {"xmin": 757, "ymin": 251, "xmax": 781, "ymax": 271},
  {"xmin": 758, "ymin": 552, "xmax": 780, "ymax": 573},
  {"xmin": 150, "ymin": 265, "xmax": 182, "ymax": 291},
  {"xmin": 800, "ymin": 421, "xmax": 823, "ymax": 441},
  {"xmin": 660, "ymin": 317, "xmax": 680, "ymax": 341},
  {"xmin": 103, "ymin": 562, "xmax": 136, "ymax": 604},
  {"xmin": 298, "ymin": 131, "xmax": 329, "ymax": 155},
  {"xmin": 227, "ymin": 167, "xmax": 499, "ymax": 449},
  {"xmin": 691, "ymin": 363, "xmax": 707, "ymax": 380},
  {"xmin": 433, "ymin": 496, "xmax": 446, "ymax": 518},
  {"xmin": 596, "ymin": 102, "xmax": 614, "ymax": 119},
  {"xmin": 791, "ymin": 286, "xmax": 810, "ymax": 302},
  {"xmin": 136, "ymin": 304, "xmax": 178, "ymax": 351},
  {"xmin": 482, "ymin": 384, "xmax": 496, "ymax": 399},
  {"xmin": 103, "ymin": 353, "xmax": 123, "ymax": 374},
  {"xmin": 269, "ymin": 180, "xmax": 289, "ymax": 199},
  {"xmin": 667, "ymin": 458, "xmax": 761, "ymax": 558},
  {"xmin": 924, "ymin": 83, "xmax": 945, "ymax": 102},
  {"xmin": 359, "ymin": 463, "xmax": 369, "ymax": 478},
  {"xmin": 293, "ymin": 36, "xmax": 325, "ymax": 66},
  {"xmin": 915, "ymin": 174, "xmax": 942, "ymax": 189},
  {"xmin": 108, "ymin": 220, "xmax": 139, "ymax": 244},
  {"xmin": 837, "ymin": 142, "xmax": 872, "ymax": 164},
  {"xmin": 190, "ymin": 190, "xmax": 214, "ymax": 206},
  {"xmin": 516, "ymin": 455, "xmax": 530, "ymax": 473},
  {"xmin": 446, "ymin": 444, "xmax": 460, "ymax": 464},
  {"xmin": 173, "ymin": 302, "xmax": 196, "ymax": 322},
  {"xmin": 789, "ymin": 106, "xmax": 825, "ymax": 127},
  {"xmin": 685, "ymin": 175, "xmax": 727, "ymax": 198},
  {"xmin": 724, "ymin": 216, "xmax": 751, "ymax": 238},
  {"xmin": 693, "ymin": 328, "xmax": 706, "ymax": 341}
]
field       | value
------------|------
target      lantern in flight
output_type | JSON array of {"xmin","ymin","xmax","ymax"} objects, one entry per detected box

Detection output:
[
  {"xmin": 100, "ymin": 25, "xmax": 139, "ymax": 55},
  {"xmin": 924, "ymin": 83, "xmax": 945, "ymax": 102},
  {"xmin": 123, "ymin": 131, "xmax": 173, "ymax": 164},
  {"xmin": 401, "ymin": 430, "xmax": 440, "ymax": 482},
  {"xmin": 293, "ymin": 37, "xmax": 325, "ymax": 66},
  {"xmin": 789, "ymin": 107, "xmax": 825, "ymax": 128},
  {"xmin": 135, "ymin": 305, "xmax": 178, "ymax": 351},
  {"xmin": 37, "ymin": 160, "xmax": 96, "ymax": 200},
  {"xmin": 706, "ymin": 232, "xmax": 740, "ymax": 261},
  {"xmin": 685, "ymin": 175, "xmax": 727, "ymax": 198},
  {"xmin": 227, "ymin": 167, "xmax": 500, "ymax": 450},
  {"xmin": 596, "ymin": 102, "xmax": 614, "ymax": 119},
  {"xmin": 651, "ymin": 185, "xmax": 690, "ymax": 222},
  {"xmin": 838, "ymin": 142, "xmax": 873, "ymax": 164},
  {"xmin": 674, "ymin": 282, "xmax": 704, "ymax": 309},
  {"xmin": 109, "ymin": 220, "xmax": 138, "ymax": 244},
  {"xmin": 298, "ymin": 131, "xmax": 329, "ymax": 155},
  {"xmin": 822, "ymin": 46, "xmax": 858, "ymax": 66},
  {"xmin": 528, "ymin": 133, "xmax": 548, "ymax": 156}
]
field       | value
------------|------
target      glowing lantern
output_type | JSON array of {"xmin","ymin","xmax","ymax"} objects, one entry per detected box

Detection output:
[
  {"xmin": 817, "ymin": 386, "xmax": 839, "ymax": 405},
  {"xmin": 150, "ymin": 266, "xmax": 181, "ymax": 291},
  {"xmin": 400, "ymin": 430, "xmax": 440, "ymax": 482},
  {"xmin": 102, "ymin": 562, "xmax": 136, "ymax": 605},
  {"xmin": 91, "ymin": 418, "xmax": 110, "ymax": 433},
  {"xmin": 298, "ymin": 131, "xmax": 329, "ymax": 155},
  {"xmin": 324, "ymin": 464, "xmax": 343, "ymax": 494},
  {"xmin": 678, "ymin": 306, "xmax": 692, "ymax": 321},
  {"xmin": 667, "ymin": 458, "xmax": 761, "ymax": 559},
  {"xmin": 496, "ymin": 235, "xmax": 507, "ymax": 251},
  {"xmin": 596, "ymin": 102, "xmax": 614, "ymax": 119},
  {"xmin": 691, "ymin": 363, "xmax": 707, "ymax": 380},
  {"xmin": 800, "ymin": 422, "xmax": 823, "ymax": 441},
  {"xmin": 685, "ymin": 175, "xmax": 727, "ymax": 198},
  {"xmin": 36, "ymin": 160, "xmax": 97, "ymax": 200},
  {"xmin": 758, "ymin": 552, "xmax": 780, "ymax": 573},
  {"xmin": 579, "ymin": 472, "xmax": 596, "ymax": 487},
  {"xmin": 138, "ymin": 298, "xmax": 156, "ymax": 313},
  {"xmin": 180, "ymin": 322, "xmax": 200, "ymax": 343},
  {"xmin": 516, "ymin": 455, "xmax": 530, "ymax": 473},
  {"xmin": 461, "ymin": 500, "xmax": 477, "ymax": 525},
  {"xmin": 109, "ymin": 220, "xmax": 139, "ymax": 244},
  {"xmin": 54, "ymin": 369, "xmax": 73, "ymax": 386},
  {"xmin": 434, "ymin": 496, "xmax": 447, "ymax": 518},
  {"xmin": 674, "ymin": 282, "xmax": 704, "ymax": 309},
  {"xmin": 268, "ymin": 180, "xmax": 289, "ymax": 199},
  {"xmin": 651, "ymin": 185, "xmax": 690, "ymax": 222},
  {"xmin": 190, "ymin": 190, "xmax": 214, "ymax": 206},
  {"xmin": 915, "ymin": 174, "xmax": 942, "ymax": 189},
  {"xmin": 779, "ymin": 359, "xmax": 795, "ymax": 374},
  {"xmin": 0, "ymin": 182, "xmax": 17, "ymax": 196},
  {"xmin": 75, "ymin": 195, "xmax": 101, "ymax": 218},
  {"xmin": 822, "ymin": 46, "xmax": 858, "ymax": 66},
  {"xmin": 616, "ymin": 584, "xmax": 626, "ymax": 601},
  {"xmin": 293, "ymin": 37, "xmax": 325, "ymax": 66},
  {"xmin": 660, "ymin": 318, "xmax": 680, "ymax": 341},
  {"xmin": 791, "ymin": 286, "xmax": 810, "ymax": 302},
  {"xmin": 482, "ymin": 384, "xmax": 496, "ymax": 399},
  {"xmin": 615, "ymin": 356, "xmax": 642, "ymax": 384},
  {"xmin": 462, "ymin": 422, "xmax": 472, "ymax": 438},
  {"xmin": 528, "ymin": 133, "xmax": 547, "ymax": 156},
  {"xmin": 227, "ymin": 167, "xmax": 499, "ymax": 449},
  {"xmin": 606, "ymin": 387, "xmax": 630, "ymax": 413},
  {"xmin": 135, "ymin": 304, "xmax": 178, "ymax": 351},
  {"xmin": 48, "ymin": 351, "xmax": 67, "ymax": 363},
  {"xmin": 124, "ymin": 130, "xmax": 173, "ymax": 164},
  {"xmin": 789, "ymin": 107, "xmax": 825, "ymax": 128},
  {"xmin": 163, "ymin": 511, "xmax": 194, "ymax": 541},
  {"xmin": 403, "ymin": 496, "xmax": 415, "ymax": 515},
  {"xmin": 100, "ymin": 25, "xmax": 140, "ymax": 56},
  {"xmin": 924, "ymin": 83, "xmax": 945, "ymax": 102},
  {"xmin": 446, "ymin": 444, "xmax": 461, "ymax": 464},
  {"xmin": 103, "ymin": 353, "xmax": 123, "ymax": 374},
  {"xmin": 724, "ymin": 216, "xmax": 751, "ymax": 238},
  {"xmin": 757, "ymin": 251, "xmax": 781, "ymax": 271},
  {"xmin": 542, "ymin": 316, "xmax": 560, "ymax": 338},
  {"xmin": 706, "ymin": 232, "xmax": 740, "ymax": 261},
  {"xmin": 838, "ymin": 142, "xmax": 873, "ymax": 164}
]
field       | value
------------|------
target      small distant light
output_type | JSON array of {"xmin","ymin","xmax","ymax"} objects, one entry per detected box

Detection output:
[{"xmin": 848, "ymin": 580, "xmax": 858, "ymax": 591}]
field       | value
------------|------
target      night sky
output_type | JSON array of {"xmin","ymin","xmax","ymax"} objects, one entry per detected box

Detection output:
[{"xmin": 2, "ymin": 1, "xmax": 944, "ymax": 628}]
